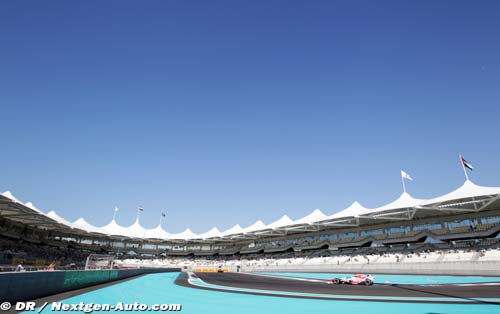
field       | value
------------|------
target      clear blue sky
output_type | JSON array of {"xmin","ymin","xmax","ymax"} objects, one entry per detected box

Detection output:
[{"xmin": 1, "ymin": 1, "xmax": 499, "ymax": 233}]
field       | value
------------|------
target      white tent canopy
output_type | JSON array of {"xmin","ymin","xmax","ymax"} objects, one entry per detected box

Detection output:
[
  {"xmin": 327, "ymin": 202, "xmax": 369, "ymax": 219},
  {"xmin": 72, "ymin": 218, "xmax": 103, "ymax": 234},
  {"xmin": 195, "ymin": 227, "xmax": 222, "ymax": 239},
  {"xmin": 24, "ymin": 202, "xmax": 44, "ymax": 214},
  {"xmin": 2, "ymin": 177, "xmax": 500, "ymax": 242},
  {"xmin": 221, "ymin": 224, "xmax": 243, "ymax": 237},
  {"xmin": 144, "ymin": 224, "xmax": 170, "ymax": 240},
  {"xmin": 168, "ymin": 228, "xmax": 198, "ymax": 240},
  {"xmin": 100, "ymin": 219, "xmax": 131, "ymax": 237},
  {"xmin": 292, "ymin": 209, "xmax": 327, "ymax": 225},
  {"xmin": 420, "ymin": 180, "xmax": 500, "ymax": 206},
  {"xmin": 366, "ymin": 192, "xmax": 424, "ymax": 214},
  {"xmin": 128, "ymin": 219, "xmax": 147, "ymax": 238},
  {"xmin": 267, "ymin": 215, "xmax": 294, "ymax": 229},
  {"xmin": 45, "ymin": 210, "xmax": 76, "ymax": 229},
  {"xmin": 2, "ymin": 191, "xmax": 22, "ymax": 203},
  {"xmin": 242, "ymin": 220, "xmax": 267, "ymax": 233}
]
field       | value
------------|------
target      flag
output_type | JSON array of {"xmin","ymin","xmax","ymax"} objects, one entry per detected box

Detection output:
[
  {"xmin": 138, "ymin": 207, "xmax": 144, "ymax": 212},
  {"xmin": 461, "ymin": 156, "xmax": 474, "ymax": 171},
  {"xmin": 401, "ymin": 170, "xmax": 413, "ymax": 181}
]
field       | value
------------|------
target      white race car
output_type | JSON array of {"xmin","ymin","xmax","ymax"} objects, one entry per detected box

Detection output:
[{"xmin": 329, "ymin": 274, "xmax": 375, "ymax": 286}]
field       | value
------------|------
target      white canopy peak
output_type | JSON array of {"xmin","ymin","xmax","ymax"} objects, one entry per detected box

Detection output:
[
  {"xmin": 221, "ymin": 224, "xmax": 244, "ymax": 236},
  {"xmin": 129, "ymin": 218, "xmax": 143, "ymax": 227},
  {"xmin": 100, "ymin": 219, "xmax": 130, "ymax": 237},
  {"xmin": 72, "ymin": 217, "xmax": 102, "ymax": 234},
  {"xmin": 168, "ymin": 228, "xmax": 198, "ymax": 240},
  {"xmin": 327, "ymin": 201, "xmax": 369, "ymax": 219},
  {"xmin": 267, "ymin": 214, "xmax": 294, "ymax": 229},
  {"xmin": 45, "ymin": 210, "xmax": 75, "ymax": 228},
  {"xmin": 196, "ymin": 227, "xmax": 222, "ymax": 239},
  {"xmin": 293, "ymin": 209, "xmax": 327, "ymax": 225},
  {"xmin": 368, "ymin": 192, "xmax": 425, "ymax": 213},
  {"xmin": 24, "ymin": 201, "xmax": 44, "ymax": 214},
  {"xmin": 143, "ymin": 223, "xmax": 170, "ymax": 240},
  {"xmin": 421, "ymin": 179, "xmax": 500, "ymax": 206},
  {"xmin": 243, "ymin": 220, "xmax": 267, "ymax": 233},
  {"xmin": 2, "ymin": 191, "xmax": 21, "ymax": 203}
]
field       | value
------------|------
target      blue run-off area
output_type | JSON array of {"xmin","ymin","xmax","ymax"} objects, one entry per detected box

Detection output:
[{"xmin": 25, "ymin": 272, "xmax": 500, "ymax": 314}]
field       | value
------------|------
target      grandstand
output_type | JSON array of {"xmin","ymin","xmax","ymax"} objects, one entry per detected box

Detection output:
[{"xmin": 1, "ymin": 179, "xmax": 500, "ymax": 274}]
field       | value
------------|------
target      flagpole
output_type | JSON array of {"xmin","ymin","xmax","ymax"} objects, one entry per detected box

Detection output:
[
  {"xmin": 136, "ymin": 207, "xmax": 141, "ymax": 221},
  {"xmin": 460, "ymin": 154, "xmax": 469, "ymax": 181},
  {"xmin": 160, "ymin": 212, "xmax": 165, "ymax": 225},
  {"xmin": 112, "ymin": 207, "xmax": 118, "ymax": 221},
  {"xmin": 401, "ymin": 173, "xmax": 406, "ymax": 193}
]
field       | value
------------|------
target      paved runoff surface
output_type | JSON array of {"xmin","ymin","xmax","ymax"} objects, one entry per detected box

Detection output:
[{"xmin": 176, "ymin": 272, "xmax": 500, "ymax": 304}]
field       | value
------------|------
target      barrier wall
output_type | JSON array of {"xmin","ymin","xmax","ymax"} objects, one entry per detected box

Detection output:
[
  {"xmin": 239, "ymin": 261, "xmax": 500, "ymax": 276},
  {"xmin": 0, "ymin": 268, "xmax": 180, "ymax": 303},
  {"xmin": 194, "ymin": 267, "xmax": 230, "ymax": 273}
]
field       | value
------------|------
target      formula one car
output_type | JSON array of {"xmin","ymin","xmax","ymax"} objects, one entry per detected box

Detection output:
[{"xmin": 329, "ymin": 274, "xmax": 375, "ymax": 286}]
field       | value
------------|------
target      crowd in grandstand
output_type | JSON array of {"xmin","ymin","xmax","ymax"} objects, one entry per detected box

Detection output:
[
  {"xmin": 1, "ymin": 232, "xmax": 500, "ymax": 272},
  {"xmin": 0, "ymin": 237, "xmax": 87, "ymax": 271},
  {"xmin": 112, "ymin": 245, "xmax": 500, "ymax": 271}
]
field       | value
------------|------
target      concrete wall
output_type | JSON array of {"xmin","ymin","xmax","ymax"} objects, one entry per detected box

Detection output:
[
  {"xmin": 0, "ymin": 268, "xmax": 179, "ymax": 303},
  {"xmin": 238, "ymin": 261, "xmax": 500, "ymax": 276}
]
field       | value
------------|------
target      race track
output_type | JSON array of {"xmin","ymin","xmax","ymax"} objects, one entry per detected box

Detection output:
[{"xmin": 176, "ymin": 272, "xmax": 500, "ymax": 304}]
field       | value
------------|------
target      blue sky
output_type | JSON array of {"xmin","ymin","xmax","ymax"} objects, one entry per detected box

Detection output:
[{"xmin": 1, "ymin": 1, "xmax": 499, "ymax": 233}]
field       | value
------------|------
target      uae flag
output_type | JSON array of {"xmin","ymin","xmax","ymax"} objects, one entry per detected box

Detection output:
[{"xmin": 461, "ymin": 156, "xmax": 474, "ymax": 171}]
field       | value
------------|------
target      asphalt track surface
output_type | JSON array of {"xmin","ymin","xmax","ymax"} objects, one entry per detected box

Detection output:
[{"xmin": 177, "ymin": 272, "xmax": 500, "ymax": 304}]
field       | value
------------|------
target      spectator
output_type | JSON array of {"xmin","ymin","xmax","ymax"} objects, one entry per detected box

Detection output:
[{"xmin": 47, "ymin": 261, "xmax": 57, "ymax": 271}]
